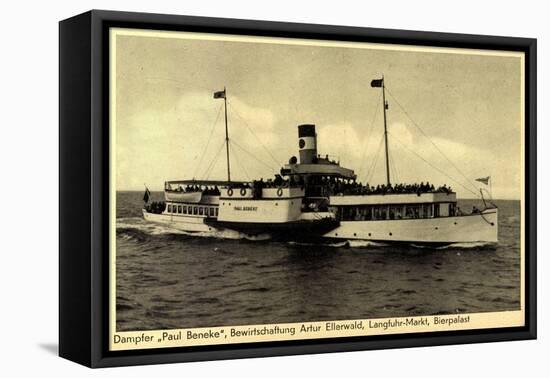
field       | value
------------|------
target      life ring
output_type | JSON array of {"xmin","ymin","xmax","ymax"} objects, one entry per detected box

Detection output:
[
  {"xmin": 240, "ymin": 187, "xmax": 247, "ymax": 196},
  {"xmin": 277, "ymin": 188, "xmax": 283, "ymax": 197},
  {"xmin": 227, "ymin": 188, "xmax": 233, "ymax": 197}
]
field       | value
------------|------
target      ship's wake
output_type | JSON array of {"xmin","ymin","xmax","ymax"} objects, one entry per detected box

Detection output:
[
  {"xmin": 286, "ymin": 239, "xmax": 390, "ymax": 249},
  {"xmin": 406, "ymin": 241, "xmax": 497, "ymax": 250},
  {"xmin": 117, "ymin": 217, "xmax": 190, "ymax": 236},
  {"xmin": 433, "ymin": 241, "xmax": 497, "ymax": 250},
  {"xmin": 345, "ymin": 240, "xmax": 391, "ymax": 248},
  {"xmin": 290, "ymin": 239, "xmax": 495, "ymax": 251},
  {"xmin": 116, "ymin": 217, "xmax": 272, "ymax": 241}
]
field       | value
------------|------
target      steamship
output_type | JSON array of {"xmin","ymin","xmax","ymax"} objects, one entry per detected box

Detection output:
[{"xmin": 143, "ymin": 81, "xmax": 498, "ymax": 245}]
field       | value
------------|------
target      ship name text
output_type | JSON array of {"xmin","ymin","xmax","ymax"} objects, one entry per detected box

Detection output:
[{"xmin": 234, "ymin": 206, "xmax": 258, "ymax": 211}]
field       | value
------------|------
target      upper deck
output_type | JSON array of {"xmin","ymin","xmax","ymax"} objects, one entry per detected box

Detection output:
[
  {"xmin": 281, "ymin": 162, "xmax": 356, "ymax": 180},
  {"xmin": 165, "ymin": 179, "xmax": 248, "ymax": 189}
]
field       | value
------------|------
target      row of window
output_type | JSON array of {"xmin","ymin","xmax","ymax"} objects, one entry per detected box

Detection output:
[
  {"xmin": 166, "ymin": 204, "xmax": 219, "ymax": 217},
  {"xmin": 336, "ymin": 203, "xmax": 454, "ymax": 221}
]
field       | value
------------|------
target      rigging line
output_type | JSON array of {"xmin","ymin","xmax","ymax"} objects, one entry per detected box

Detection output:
[
  {"xmin": 364, "ymin": 132, "xmax": 384, "ymax": 178},
  {"xmin": 203, "ymin": 141, "xmax": 226, "ymax": 180},
  {"xmin": 204, "ymin": 149, "xmax": 225, "ymax": 180},
  {"xmin": 384, "ymin": 86, "xmax": 480, "ymax": 193},
  {"xmin": 202, "ymin": 140, "xmax": 227, "ymax": 180},
  {"xmin": 230, "ymin": 139, "xmax": 277, "ymax": 173},
  {"xmin": 367, "ymin": 140, "xmax": 383, "ymax": 184},
  {"xmin": 388, "ymin": 149, "xmax": 396, "ymax": 183},
  {"xmin": 193, "ymin": 103, "xmax": 224, "ymax": 178},
  {"xmin": 229, "ymin": 141, "xmax": 251, "ymax": 181},
  {"xmin": 390, "ymin": 146, "xmax": 401, "ymax": 184},
  {"xmin": 365, "ymin": 136, "xmax": 382, "ymax": 184},
  {"xmin": 389, "ymin": 147, "xmax": 400, "ymax": 183},
  {"xmin": 365, "ymin": 133, "xmax": 385, "ymax": 183},
  {"xmin": 387, "ymin": 132, "xmax": 479, "ymax": 197},
  {"xmin": 226, "ymin": 101, "xmax": 281, "ymax": 167},
  {"xmin": 358, "ymin": 90, "xmax": 383, "ymax": 176}
]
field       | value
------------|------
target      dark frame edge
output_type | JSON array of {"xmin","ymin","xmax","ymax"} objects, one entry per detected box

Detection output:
[
  {"xmin": 93, "ymin": 329, "xmax": 536, "ymax": 368},
  {"xmin": 88, "ymin": 9, "xmax": 536, "ymax": 49},
  {"xmin": 59, "ymin": 11, "xmax": 94, "ymax": 367},
  {"xmin": 59, "ymin": 9, "xmax": 537, "ymax": 368},
  {"xmin": 526, "ymin": 38, "xmax": 537, "ymax": 340}
]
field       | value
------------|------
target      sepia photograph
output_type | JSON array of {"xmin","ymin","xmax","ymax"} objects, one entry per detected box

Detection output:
[{"xmin": 108, "ymin": 27, "xmax": 525, "ymax": 350}]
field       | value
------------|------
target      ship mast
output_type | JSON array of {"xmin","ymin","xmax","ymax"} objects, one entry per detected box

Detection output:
[
  {"xmin": 382, "ymin": 78, "xmax": 390, "ymax": 186},
  {"xmin": 214, "ymin": 87, "xmax": 231, "ymax": 182},
  {"xmin": 371, "ymin": 77, "xmax": 391, "ymax": 186},
  {"xmin": 223, "ymin": 87, "xmax": 231, "ymax": 182}
]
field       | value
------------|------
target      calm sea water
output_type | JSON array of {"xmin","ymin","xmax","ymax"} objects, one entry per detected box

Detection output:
[{"xmin": 115, "ymin": 191, "xmax": 521, "ymax": 331}]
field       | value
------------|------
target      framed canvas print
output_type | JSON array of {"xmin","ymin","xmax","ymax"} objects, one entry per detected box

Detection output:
[{"xmin": 59, "ymin": 10, "xmax": 537, "ymax": 368}]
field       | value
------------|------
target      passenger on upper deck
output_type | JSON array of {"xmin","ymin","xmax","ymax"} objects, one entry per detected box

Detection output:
[
  {"xmin": 145, "ymin": 201, "xmax": 166, "ymax": 214},
  {"xmin": 331, "ymin": 179, "xmax": 453, "ymax": 196}
]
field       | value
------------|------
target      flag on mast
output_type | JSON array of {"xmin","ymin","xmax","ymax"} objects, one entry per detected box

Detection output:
[
  {"xmin": 371, "ymin": 78, "xmax": 384, "ymax": 87},
  {"xmin": 213, "ymin": 89, "xmax": 226, "ymax": 99},
  {"xmin": 143, "ymin": 186, "xmax": 151, "ymax": 203},
  {"xmin": 475, "ymin": 176, "xmax": 490, "ymax": 185}
]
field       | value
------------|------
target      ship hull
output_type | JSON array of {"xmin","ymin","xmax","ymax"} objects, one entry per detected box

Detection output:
[
  {"xmin": 323, "ymin": 209, "xmax": 498, "ymax": 244},
  {"xmin": 142, "ymin": 210, "xmax": 214, "ymax": 233},
  {"xmin": 142, "ymin": 209, "xmax": 338, "ymax": 239},
  {"xmin": 142, "ymin": 208, "xmax": 498, "ymax": 245},
  {"xmin": 204, "ymin": 218, "xmax": 339, "ymax": 239}
]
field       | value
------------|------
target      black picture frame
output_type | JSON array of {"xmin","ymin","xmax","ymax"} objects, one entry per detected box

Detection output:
[{"xmin": 59, "ymin": 9, "xmax": 537, "ymax": 368}]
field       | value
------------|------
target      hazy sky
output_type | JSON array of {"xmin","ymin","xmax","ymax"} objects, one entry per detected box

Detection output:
[{"xmin": 113, "ymin": 30, "xmax": 523, "ymax": 199}]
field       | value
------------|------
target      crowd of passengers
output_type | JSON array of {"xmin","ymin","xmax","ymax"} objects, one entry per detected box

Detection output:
[
  {"xmin": 167, "ymin": 177, "xmax": 453, "ymax": 197},
  {"xmin": 145, "ymin": 201, "xmax": 166, "ymax": 214},
  {"xmin": 251, "ymin": 175, "xmax": 302, "ymax": 189},
  {"xmin": 171, "ymin": 184, "xmax": 221, "ymax": 195},
  {"xmin": 329, "ymin": 180, "xmax": 454, "ymax": 196}
]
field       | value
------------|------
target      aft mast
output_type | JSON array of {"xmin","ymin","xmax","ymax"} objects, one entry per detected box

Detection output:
[
  {"xmin": 214, "ymin": 87, "xmax": 231, "ymax": 182},
  {"xmin": 371, "ymin": 77, "xmax": 391, "ymax": 186}
]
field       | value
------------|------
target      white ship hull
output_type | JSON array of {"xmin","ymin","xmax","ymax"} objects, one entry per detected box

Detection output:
[
  {"xmin": 323, "ymin": 209, "xmax": 498, "ymax": 244},
  {"xmin": 143, "ymin": 208, "xmax": 498, "ymax": 245},
  {"xmin": 142, "ymin": 209, "xmax": 214, "ymax": 233}
]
